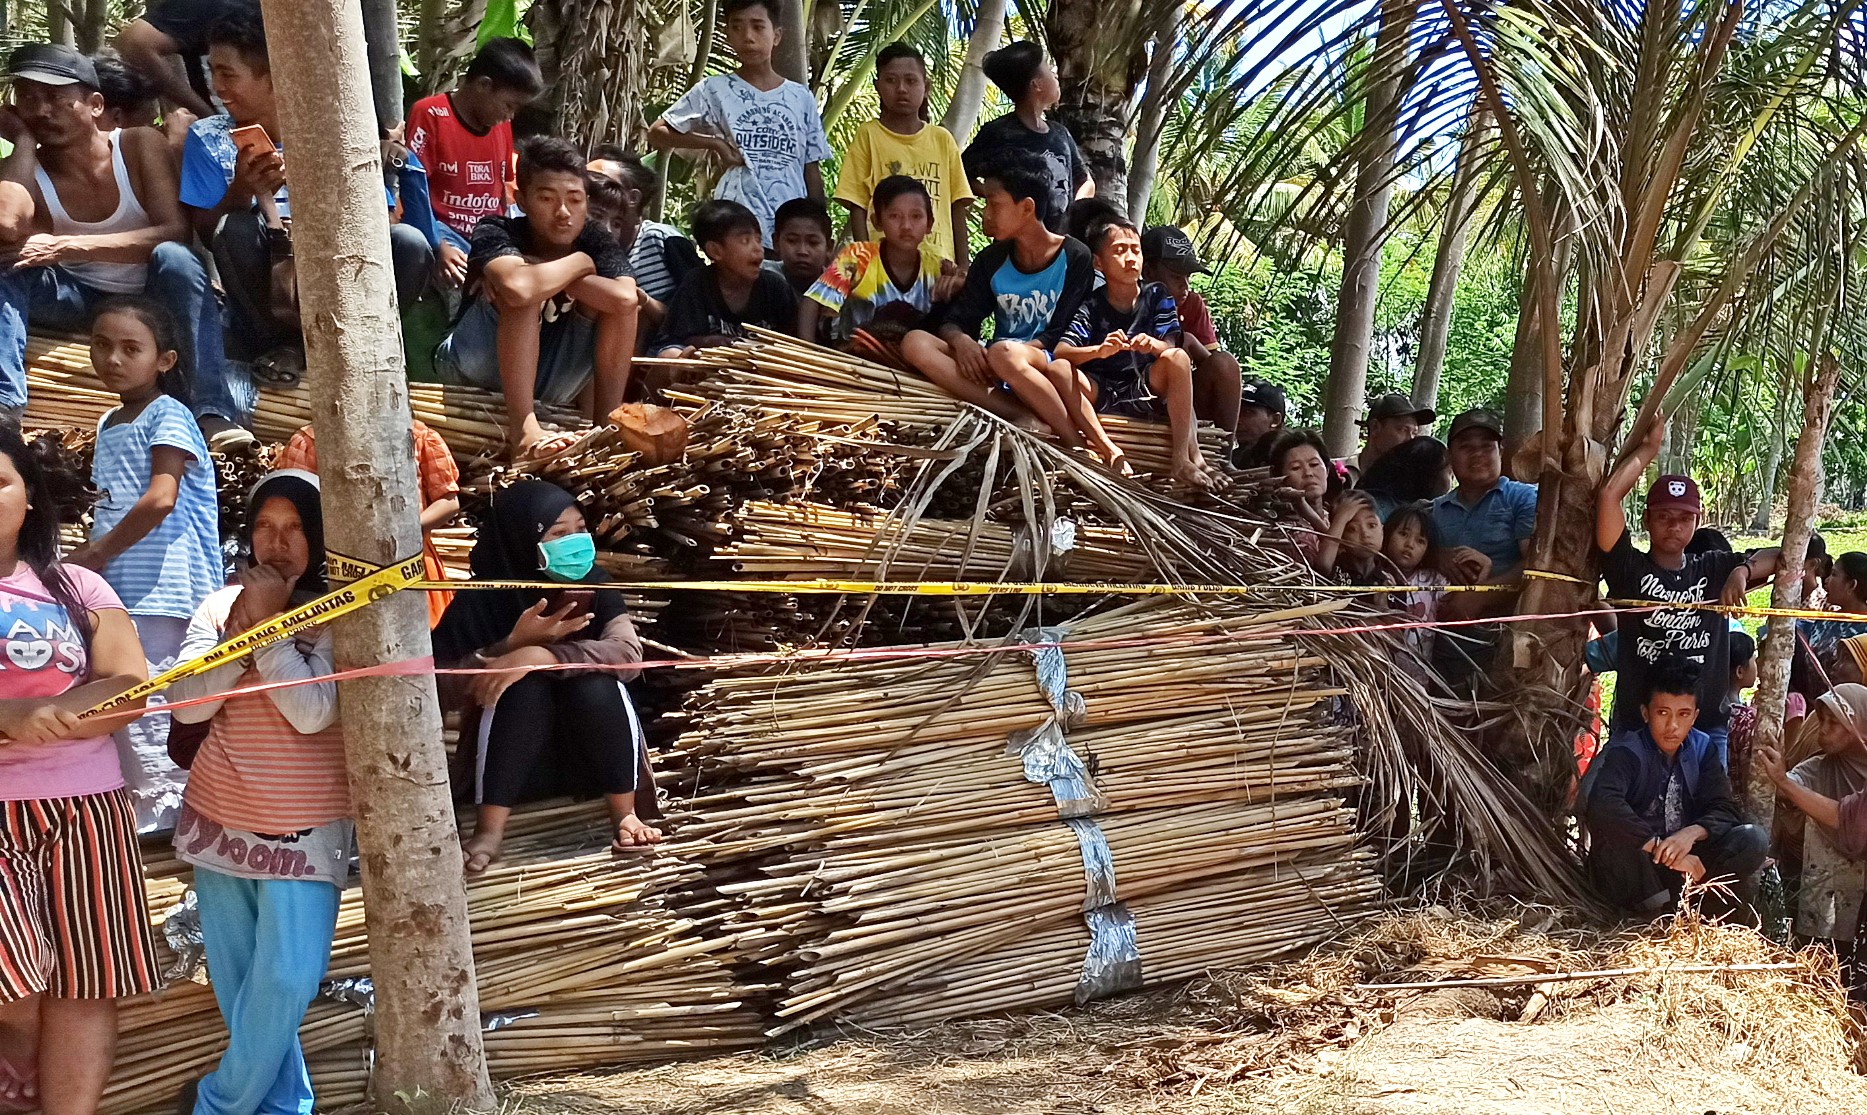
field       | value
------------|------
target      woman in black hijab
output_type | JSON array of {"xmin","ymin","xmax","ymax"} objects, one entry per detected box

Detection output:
[{"xmin": 433, "ymin": 480, "xmax": 658, "ymax": 872}]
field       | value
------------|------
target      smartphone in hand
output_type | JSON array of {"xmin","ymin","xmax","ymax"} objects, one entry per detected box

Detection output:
[{"xmin": 230, "ymin": 123, "xmax": 274, "ymax": 162}]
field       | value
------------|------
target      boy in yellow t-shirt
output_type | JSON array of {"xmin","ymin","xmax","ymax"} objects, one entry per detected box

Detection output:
[{"xmin": 834, "ymin": 43, "xmax": 974, "ymax": 267}]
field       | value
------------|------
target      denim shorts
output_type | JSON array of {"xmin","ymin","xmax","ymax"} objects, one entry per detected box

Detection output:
[{"xmin": 432, "ymin": 295, "xmax": 597, "ymax": 406}]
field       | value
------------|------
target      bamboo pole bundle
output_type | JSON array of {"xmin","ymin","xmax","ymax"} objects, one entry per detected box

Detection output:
[
  {"xmin": 104, "ymin": 835, "xmax": 761, "ymax": 1115},
  {"xmin": 20, "ymin": 333, "xmax": 581, "ymax": 458}
]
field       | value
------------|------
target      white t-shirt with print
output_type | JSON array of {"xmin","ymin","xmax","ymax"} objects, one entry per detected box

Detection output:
[{"xmin": 660, "ymin": 74, "xmax": 831, "ymax": 245}]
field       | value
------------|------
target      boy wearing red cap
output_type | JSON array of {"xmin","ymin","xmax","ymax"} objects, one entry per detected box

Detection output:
[{"xmin": 1598, "ymin": 418, "xmax": 1781, "ymax": 760}]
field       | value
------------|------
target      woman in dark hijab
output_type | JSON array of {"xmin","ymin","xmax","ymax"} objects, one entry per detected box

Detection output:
[{"xmin": 433, "ymin": 480, "xmax": 658, "ymax": 873}]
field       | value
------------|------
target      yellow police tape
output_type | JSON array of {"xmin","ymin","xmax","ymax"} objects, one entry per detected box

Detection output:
[
  {"xmin": 84, "ymin": 554, "xmax": 429, "ymax": 716},
  {"xmin": 78, "ymin": 550, "xmax": 1850, "ymax": 718}
]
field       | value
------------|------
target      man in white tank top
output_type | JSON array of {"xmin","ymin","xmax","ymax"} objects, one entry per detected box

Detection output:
[{"xmin": 0, "ymin": 44, "xmax": 252, "ymax": 449}]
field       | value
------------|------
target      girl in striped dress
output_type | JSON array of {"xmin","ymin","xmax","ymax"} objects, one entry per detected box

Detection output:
[{"xmin": 0, "ymin": 426, "xmax": 156, "ymax": 1115}]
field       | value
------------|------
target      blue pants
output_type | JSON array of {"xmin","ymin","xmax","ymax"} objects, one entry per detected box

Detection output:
[
  {"xmin": 193, "ymin": 867, "xmax": 340, "ymax": 1115},
  {"xmin": 436, "ymin": 223, "xmax": 471, "ymax": 254},
  {"xmin": 434, "ymin": 294, "xmax": 597, "ymax": 406},
  {"xmin": 0, "ymin": 243, "xmax": 254, "ymax": 422}
]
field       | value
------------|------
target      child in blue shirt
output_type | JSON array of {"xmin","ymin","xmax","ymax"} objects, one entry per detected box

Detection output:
[
  {"xmin": 67, "ymin": 297, "xmax": 224, "ymax": 832},
  {"xmin": 903, "ymin": 152, "xmax": 1124, "ymax": 471}
]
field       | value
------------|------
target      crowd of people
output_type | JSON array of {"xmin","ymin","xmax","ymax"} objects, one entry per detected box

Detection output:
[{"xmin": 0, "ymin": 0, "xmax": 1865, "ymax": 1110}]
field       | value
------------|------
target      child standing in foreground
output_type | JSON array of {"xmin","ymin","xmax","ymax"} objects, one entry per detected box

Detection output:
[
  {"xmin": 835, "ymin": 43, "xmax": 973, "ymax": 267},
  {"xmin": 1053, "ymin": 217, "xmax": 1213, "ymax": 489},
  {"xmin": 902, "ymin": 154, "xmax": 1120, "ymax": 467},
  {"xmin": 654, "ymin": 199, "xmax": 801, "ymax": 355},
  {"xmin": 803, "ymin": 176, "xmax": 959, "ymax": 346},
  {"xmin": 66, "ymin": 297, "xmax": 223, "ymax": 833},
  {"xmin": 647, "ymin": 0, "xmax": 830, "ymax": 247}
]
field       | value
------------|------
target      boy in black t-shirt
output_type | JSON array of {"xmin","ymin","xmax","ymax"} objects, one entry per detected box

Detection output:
[
  {"xmin": 434, "ymin": 137, "xmax": 642, "ymax": 455},
  {"xmin": 1053, "ymin": 216, "xmax": 1215, "ymax": 490},
  {"xmin": 960, "ymin": 41, "xmax": 1090, "ymax": 232},
  {"xmin": 1597, "ymin": 416, "xmax": 1781, "ymax": 760},
  {"xmin": 653, "ymin": 199, "xmax": 800, "ymax": 356}
]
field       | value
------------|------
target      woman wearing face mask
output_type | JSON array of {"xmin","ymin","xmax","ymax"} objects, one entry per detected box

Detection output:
[
  {"xmin": 163, "ymin": 471, "xmax": 346, "ymax": 1115},
  {"xmin": 434, "ymin": 481, "xmax": 659, "ymax": 874}
]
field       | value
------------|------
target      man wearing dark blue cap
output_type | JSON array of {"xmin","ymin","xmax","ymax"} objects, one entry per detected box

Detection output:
[
  {"xmin": 0, "ymin": 43, "xmax": 249, "ymax": 442},
  {"xmin": 1231, "ymin": 379, "xmax": 1286, "ymax": 469}
]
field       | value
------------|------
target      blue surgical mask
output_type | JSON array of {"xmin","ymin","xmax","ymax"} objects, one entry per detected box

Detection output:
[{"xmin": 538, "ymin": 532, "xmax": 596, "ymax": 582}]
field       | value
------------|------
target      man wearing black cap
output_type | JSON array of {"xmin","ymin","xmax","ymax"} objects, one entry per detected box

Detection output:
[
  {"xmin": 1431, "ymin": 408, "xmax": 1538, "ymax": 594},
  {"xmin": 1231, "ymin": 379, "xmax": 1286, "ymax": 469},
  {"xmin": 1351, "ymin": 392, "xmax": 1434, "ymax": 481},
  {"xmin": 0, "ymin": 43, "xmax": 246, "ymax": 440},
  {"xmin": 1142, "ymin": 225, "xmax": 1242, "ymax": 443}
]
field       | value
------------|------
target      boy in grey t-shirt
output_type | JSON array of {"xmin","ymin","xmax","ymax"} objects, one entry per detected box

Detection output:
[{"xmin": 647, "ymin": 0, "xmax": 830, "ymax": 246}]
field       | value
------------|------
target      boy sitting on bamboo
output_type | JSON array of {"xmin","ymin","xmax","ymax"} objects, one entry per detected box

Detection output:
[
  {"xmin": 651, "ymin": 199, "xmax": 801, "ymax": 356},
  {"xmin": 1052, "ymin": 215, "xmax": 1216, "ymax": 490},
  {"xmin": 901, "ymin": 152, "xmax": 1124, "ymax": 470}
]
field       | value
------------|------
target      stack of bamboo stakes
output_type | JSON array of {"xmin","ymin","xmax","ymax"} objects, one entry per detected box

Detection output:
[
  {"xmin": 668, "ymin": 599, "xmax": 1382, "ymax": 1032},
  {"xmin": 105, "ymin": 810, "xmax": 761, "ymax": 1115},
  {"xmin": 20, "ymin": 333, "xmax": 581, "ymax": 458}
]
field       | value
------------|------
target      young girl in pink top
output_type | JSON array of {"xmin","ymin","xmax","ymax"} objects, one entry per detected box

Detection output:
[{"xmin": 0, "ymin": 427, "xmax": 154, "ymax": 1115}]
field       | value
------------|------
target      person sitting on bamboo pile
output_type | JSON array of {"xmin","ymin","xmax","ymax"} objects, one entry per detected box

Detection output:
[
  {"xmin": 1350, "ymin": 393, "xmax": 1434, "ymax": 484},
  {"xmin": 1231, "ymin": 378, "xmax": 1286, "ymax": 469},
  {"xmin": 0, "ymin": 427, "xmax": 156, "ymax": 1115},
  {"xmin": 1430, "ymin": 408, "xmax": 1535, "ymax": 619},
  {"xmin": 1139, "ymin": 226, "xmax": 1243, "ymax": 447},
  {"xmin": 162, "ymin": 471, "xmax": 347, "ymax": 1115},
  {"xmin": 1354, "ymin": 434, "xmax": 1449, "ymax": 521},
  {"xmin": 405, "ymin": 38, "xmax": 542, "ymax": 293},
  {"xmin": 1583, "ymin": 658, "xmax": 1768, "ymax": 914},
  {"xmin": 433, "ymin": 136, "xmax": 641, "ymax": 456},
  {"xmin": 1598, "ymin": 416, "xmax": 1780, "ymax": 763},
  {"xmin": 651, "ymin": 199, "xmax": 801, "ymax": 357},
  {"xmin": 1267, "ymin": 428, "xmax": 1343, "ymax": 565},
  {"xmin": 179, "ymin": 7, "xmax": 434, "ymax": 391},
  {"xmin": 0, "ymin": 44, "xmax": 250, "ymax": 447},
  {"xmin": 1052, "ymin": 214, "xmax": 1217, "ymax": 489},
  {"xmin": 271, "ymin": 419, "xmax": 459, "ymax": 628},
  {"xmin": 586, "ymin": 145, "xmax": 694, "ymax": 323},
  {"xmin": 901, "ymin": 154, "xmax": 1124, "ymax": 469},
  {"xmin": 432, "ymin": 480, "xmax": 660, "ymax": 874},
  {"xmin": 769, "ymin": 197, "xmax": 834, "ymax": 299},
  {"xmin": 801, "ymin": 175, "xmax": 960, "ymax": 359},
  {"xmin": 1756, "ymin": 684, "xmax": 1867, "ymax": 967}
]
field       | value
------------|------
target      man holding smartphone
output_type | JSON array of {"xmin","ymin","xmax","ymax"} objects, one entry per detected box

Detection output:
[
  {"xmin": 177, "ymin": 7, "xmax": 432, "ymax": 387},
  {"xmin": 0, "ymin": 43, "xmax": 250, "ymax": 444}
]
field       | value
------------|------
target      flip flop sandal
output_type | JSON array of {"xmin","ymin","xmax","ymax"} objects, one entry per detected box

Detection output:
[
  {"xmin": 250, "ymin": 348, "xmax": 305, "ymax": 388},
  {"xmin": 0, "ymin": 1054, "xmax": 38, "ymax": 1114}
]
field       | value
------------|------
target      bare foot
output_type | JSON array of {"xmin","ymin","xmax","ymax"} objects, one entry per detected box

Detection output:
[
  {"xmin": 1094, "ymin": 440, "xmax": 1133, "ymax": 477},
  {"xmin": 611, "ymin": 812, "xmax": 663, "ymax": 852},
  {"xmin": 1171, "ymin": 456, "xmax": 1215, "ymax": 490},
  {"xmin": 461, "ymin": 830, "xmax": 503, "ymax": 875},
  {"xmin": 0, "ymin": 1054, "xmax": 37, "ymax": 1115}
]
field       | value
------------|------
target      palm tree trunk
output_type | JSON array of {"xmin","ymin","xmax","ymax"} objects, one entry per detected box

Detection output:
[
  {"xmin": 1124, "ymin": 22, "xmax": 1176, "ymax": 223},
  {"xmin": 416, "ymin": 0, "xmax": 450, "ymax": 86},
  {"xmin": 529, "ymin": 0, "xmax": 647, "ymax": 147},
  {"xmin": 76, "ymin": 0, "xmax": 107, "ymax": 51},
  {"xmin": 773, "ymin": 0, "xmax": 808, "ymax": 84},
  {"xmin": 1412, "ymin": 112, "xmax": 1488, "ymax": 409},
  {"xmin": 1749, "ymin": 351, "xmax": 1842, "ymax": 822},
  {"xmin": 362, "ymin": 0, "xmax": 403, "ymax": 128},
  {"xmin": 1045, "ymin": 0, "xmax": 1160, "ymax": 201},
  {"xmin": 940, "ymin": 0, "xmax": 1006, "ymax": 141},
  {"xmin": 1320, "ymin": 0, "xmax": 1414, "ymax": 454},
  {"xmin": 1748, "ymin": 375, "xmax": 1791, "ymax": 532}
]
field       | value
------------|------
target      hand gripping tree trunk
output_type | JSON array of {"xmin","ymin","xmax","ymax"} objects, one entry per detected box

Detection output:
[
  {"xmin": 1320, "ymin": 0, "xmax": 1414, "ymax": 455},
  {"xmin": 255, "ymin": 1, "xmax": 495, "ymax": 1110},
  {"xmin": 1747, "ymin": 353, "xmax": 1841, "ymax": 824}
]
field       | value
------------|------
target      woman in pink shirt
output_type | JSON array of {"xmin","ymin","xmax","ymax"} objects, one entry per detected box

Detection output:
[{"xmin": 0, "ymin": 427, "xmax": 154, "ymax": 1115}]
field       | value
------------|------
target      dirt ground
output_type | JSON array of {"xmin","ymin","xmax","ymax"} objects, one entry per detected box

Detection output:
[{"xmin": 507, "ymin": 909, "xmax": 1867, "ymax": 1115}]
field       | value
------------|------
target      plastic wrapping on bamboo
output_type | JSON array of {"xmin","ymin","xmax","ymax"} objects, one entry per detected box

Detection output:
[
  {"xmin": 668, "ymin": 600, "xmax": 1382, "ymax": 1032},
  {"xmin": 103, "ymin": 809, "xmax": 762, "ymax": 1115}
]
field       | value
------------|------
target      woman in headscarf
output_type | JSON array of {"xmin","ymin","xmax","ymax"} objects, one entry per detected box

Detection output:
[
  {"xmin": 433, "ymin": 480, "xmax": 658, "ymax": 874},
  {"xmin": 163, "ymin": 471, "xmax": 347, "ymax": 1115},
  {"xmin": 1758, "ymin": 684, "xmax": 1867, "ymax": 957}
]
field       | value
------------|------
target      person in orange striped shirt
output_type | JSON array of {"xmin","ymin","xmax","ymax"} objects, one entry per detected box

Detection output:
[{"xmin": 165, "ymin": 471, "xmax": 347, "ymax": 1115}]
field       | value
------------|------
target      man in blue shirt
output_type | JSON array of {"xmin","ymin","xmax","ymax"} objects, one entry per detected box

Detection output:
[{"xmin": 1433, "ymin": 407, "xmax": 1538, "ymax": 580}]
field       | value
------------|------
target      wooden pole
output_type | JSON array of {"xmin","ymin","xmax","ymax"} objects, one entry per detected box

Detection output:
[
  {"xmin": 254, "ymin": 1, "xmax": 494, "ymax": 1111},
  {"xmin": 1748, "ymin": 350, "xmax": 1842, "ymax": 825}
]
